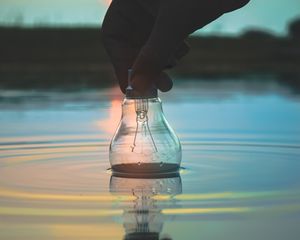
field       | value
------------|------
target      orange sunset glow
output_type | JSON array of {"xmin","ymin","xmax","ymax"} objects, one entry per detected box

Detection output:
[
  {"xmin": 97, "ymin": 86, "xmax": 123, "ymax": 134},
  {"xmin": 101, "ymin": 0, "xmax": 112, "ymax": 6}
]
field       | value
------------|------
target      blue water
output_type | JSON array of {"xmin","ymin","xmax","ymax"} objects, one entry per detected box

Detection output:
[{"xmin": 0, "ymin": 78, "xmax": 300, "ymax": 240}]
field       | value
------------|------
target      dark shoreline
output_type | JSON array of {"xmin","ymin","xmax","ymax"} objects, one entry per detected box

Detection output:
[{"xmin": 0, "ymin": 26, "xmax": 300, "ymax": 89}]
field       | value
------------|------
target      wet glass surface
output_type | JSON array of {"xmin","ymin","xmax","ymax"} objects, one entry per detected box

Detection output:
[{"xmin": 0, "ymin": 78, "xmax": 300, "ymax": 240}]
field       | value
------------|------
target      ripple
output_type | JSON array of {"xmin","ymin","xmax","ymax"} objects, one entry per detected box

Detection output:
[{"xmin": 1, "ymin": 136, "xmax": 300, "ymax": 223}]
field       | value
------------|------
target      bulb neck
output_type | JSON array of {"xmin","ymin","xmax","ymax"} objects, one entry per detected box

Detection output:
[{"xmin": 121, "ymin": 97, "xmax": 164, "ymax": 123}]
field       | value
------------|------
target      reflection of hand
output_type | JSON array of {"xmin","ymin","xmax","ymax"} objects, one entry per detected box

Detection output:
[{"xmin": 102, "ymin": 0, "xmax": 250, "ymax": 94}]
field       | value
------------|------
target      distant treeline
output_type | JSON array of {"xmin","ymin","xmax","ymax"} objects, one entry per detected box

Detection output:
[{"xmin": 0, "ymin": 18, "xmax": 300, "ymax": 88}]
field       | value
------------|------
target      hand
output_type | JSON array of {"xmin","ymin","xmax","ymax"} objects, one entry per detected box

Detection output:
[{"xmin": 102, "ymin": 0, "xmax": 250, "ymax": 94}]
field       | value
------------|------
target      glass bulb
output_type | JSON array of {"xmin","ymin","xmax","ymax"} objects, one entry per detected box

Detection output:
[{"xmin": 109, "ymin": 96, "xmax": 182, "ymax": 175}]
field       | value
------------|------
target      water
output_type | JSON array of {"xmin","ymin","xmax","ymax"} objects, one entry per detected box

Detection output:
[{"xmin": 1, "ymin": 78, "xmax": 300, "ymax": 240}]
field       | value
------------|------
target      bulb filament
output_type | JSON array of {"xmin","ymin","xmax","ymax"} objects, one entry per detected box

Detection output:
[{"xmin": 131, "ymin": 99, "xmax": 158, "ymax": 153}]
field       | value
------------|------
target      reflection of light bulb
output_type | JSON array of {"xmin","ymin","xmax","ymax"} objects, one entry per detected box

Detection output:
[
  {"xmin": 109, "ymin": 70, "xmax": 182, "ymax": 175},
  {"xmin": 110, "ymin": 173, "xmax": 182, "ymax": 240}
]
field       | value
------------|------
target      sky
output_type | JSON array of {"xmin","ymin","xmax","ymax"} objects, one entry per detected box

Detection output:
[{"xmin": 0, "ymin": 0, "xmax": 299, "ymax": 36}]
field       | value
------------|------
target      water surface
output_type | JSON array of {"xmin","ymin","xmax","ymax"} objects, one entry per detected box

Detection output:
[{"xmin": 1, "ymin": 78, "xmax": 300, "ymax": 240}]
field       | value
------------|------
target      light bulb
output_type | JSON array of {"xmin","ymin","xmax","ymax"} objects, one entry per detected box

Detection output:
[{"xmin": 109, "ymin": 70, "xmax": 182, "ymax": 175}]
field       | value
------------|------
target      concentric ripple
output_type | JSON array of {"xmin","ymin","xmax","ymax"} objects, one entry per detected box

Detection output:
[{"xmin": 1, "ymin": 135, "xmax": 300, "ymax": 224}]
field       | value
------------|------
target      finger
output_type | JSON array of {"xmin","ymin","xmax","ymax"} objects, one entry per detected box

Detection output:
[
  {"xmin": 221, "ymin": 0, "xmax": 251, "ymax": 13},
  {"xmin": 102, "ymin": 0, "xmax": 189, "ymax": 93},
  {"xmin": 131, "ymin": 0, "xmax": 223, "ymax": 93},
  {"xmin": 156, "ymin": 72, "xmax": 173, "ymax": 92},
  {"xmin": 101, "ymin": 0, "xmax": 156, "ymax": 93}
]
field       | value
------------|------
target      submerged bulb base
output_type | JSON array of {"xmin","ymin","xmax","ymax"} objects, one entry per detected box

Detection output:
[{"xmin": 111, "ymin": 163, "xmax": 180, "ymax": 178}]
